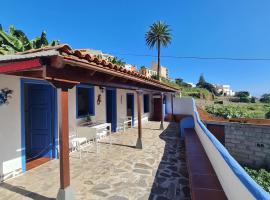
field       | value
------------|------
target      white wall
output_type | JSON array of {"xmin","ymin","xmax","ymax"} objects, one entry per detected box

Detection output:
[
  {"xmin": 0, "ymin": 75, "xmax": 22, "ymax": 180},
  {"xmin": 173, "ymin": 97, "xmax": 265, "ymax": 200},
  {"xmin": 67, "ymin": 86, "xmax": 151, "ymax": 131},
  {"xmin": 0, "ymin": 76, "xmax": 153, "ymax": 181}
]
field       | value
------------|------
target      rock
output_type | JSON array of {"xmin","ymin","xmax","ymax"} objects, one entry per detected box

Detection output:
[
  {"xmin": 107, "ymin": 195, "xmax": 129, "ymax": 200},
  {"xmin": 84, "ymin": 180, "xmax": 94, "ymax": 185},
  {"xmin": 160, "ymin": 172, "xmax": 170, "ymax": 178},
  {"xmin": 91, "ymin": 190, "xmax": 108, "ymax": 197},
  {"xmin": 134, "ymin": 163, "xmax": 152, "ymax": 169},
  {"xmin": 133, "ymin": 169, "xmax": 151, "ymax": 175},
  {"xmin": 91, "ymin": 183, "xmax": 110, "ymax": 190}
]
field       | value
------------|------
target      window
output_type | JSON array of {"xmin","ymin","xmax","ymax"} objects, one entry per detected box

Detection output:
[
  {"xmin": 76, "ymin": 85, "xmax": 95, "ymax": 118},
  {"xmin": 143, "ymin": 94, "xmax": 150, "ymax": 113}
]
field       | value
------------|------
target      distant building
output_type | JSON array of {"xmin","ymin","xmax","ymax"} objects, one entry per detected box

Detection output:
[
  {"xmin": 187, "ymin": 82, "xmax": 196, "ymax": 88},
  {"xmin": 78, "ymin": 49, "xmax": 114, "ymax": 61},
  {"xmin": 151, "ymin": 61, "xmax": 169, "ymax": 78},
  {"xmin": 214, "ymin": 84, "xmax": 235, "ymax": 96},
  {"xmin": 124, "ymin": 64, "xmax": 137, "ymax": 72},
  {"xmin": 80, "ymin": 49, "xmax": 136, "ymax": 71},
  {"xmin": 140, "ymin": 67, "xmax": 157, "ymax": 78}
]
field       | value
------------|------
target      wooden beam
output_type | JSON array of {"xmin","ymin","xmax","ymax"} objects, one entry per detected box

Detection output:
[
  {"xmin": 0, "ymin": 58, "xmax": 42, "ymax": 73},
  {"xmin": 136, "ymin": 90, "xmax": 142, "ymax": 149},
  {"xmin": 89, "ymin": 70, "xmax": 96, "ymax": 76}
]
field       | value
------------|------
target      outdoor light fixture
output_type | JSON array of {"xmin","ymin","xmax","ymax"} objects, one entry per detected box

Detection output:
[{"xmin": 99, "ymin": 86, "xmax": 104, "ymax": 93}]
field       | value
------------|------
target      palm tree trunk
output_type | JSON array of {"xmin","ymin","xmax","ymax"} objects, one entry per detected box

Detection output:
[{"xmin": 157, "ymin": 39, "xmax": 161, "ymax": 81}]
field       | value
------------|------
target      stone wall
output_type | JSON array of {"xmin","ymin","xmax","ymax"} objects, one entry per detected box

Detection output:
[{"xmin": 225, "ymin": 123, "xmax": 270, "ymax": 169}]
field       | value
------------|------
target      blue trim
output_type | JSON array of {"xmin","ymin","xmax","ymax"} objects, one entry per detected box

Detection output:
[
  {"xmin": 143, "ymin": 94, "xmax": 150, "ymax": 113},
  {"xmin": 76, "ymin": 84, "xmax": 95, "ymax": 118},
  {"xmin": 106, "ymin": 88, "xmax": 117, "ymax": 132},
  {"xmin": 20, "ymin": 78, "xmax": 58, "ymax": 171},
  {"xmin": 191, "ymin": 99, "xmax": 270, "ymax": 200},
  {"xmin": 127, "ymin": 93, "xmax": 135, "ymax": 126}
]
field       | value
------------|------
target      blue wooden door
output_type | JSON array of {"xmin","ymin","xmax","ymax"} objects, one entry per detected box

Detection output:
[
  {"xmin": 106, "ymin": 89, "xmax": 117, "ymax": 132},
  {"xmin": 27, "ymin": 84, "xmax": 53, "ymax": 160},
  {"xmin": 126, "ymin": 94, "xmax": 134, "ymax": 126}
]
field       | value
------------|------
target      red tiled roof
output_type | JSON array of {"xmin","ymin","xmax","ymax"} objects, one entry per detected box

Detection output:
[{"xmin": 18, "ymin": 44, "xmax": 178, "ymax": 92}]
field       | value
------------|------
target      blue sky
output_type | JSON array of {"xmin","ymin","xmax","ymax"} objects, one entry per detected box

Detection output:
[{"xmin": 1, "ymin": 0, "xmax": 270, "ymax": 96}]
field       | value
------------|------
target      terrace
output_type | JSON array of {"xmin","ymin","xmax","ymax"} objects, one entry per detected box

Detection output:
[{"xmin": 0, "ymin": 122, "xmax": 190, "ymax": 200}]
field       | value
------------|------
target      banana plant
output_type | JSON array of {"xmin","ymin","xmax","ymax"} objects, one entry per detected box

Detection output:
[{"xmin": 0, "ymin": 24, "xmax": 60, "ymax": 55}]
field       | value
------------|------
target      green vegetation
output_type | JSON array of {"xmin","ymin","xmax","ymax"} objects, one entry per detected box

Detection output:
[
  {"xmin": 145, "ymin": 21, "xmax": 172, "ymax": 80},
  {"xmin": 181, "ymin": 87, "xmax": 212, "ymax": 99},
  {"xmin": 245, "ymin": 167, "xmax": 270, "ymax": 193},
  {"xmin": 205, "ymin": 103, "xmax": 270, "ymax": 119},
  {"xmin": 260, "ymin": 93, "xmax": 270, "ymax": 103},
  {"xmin": 0, "ymin": 24, "xmax": 59, "ymax": 55}
]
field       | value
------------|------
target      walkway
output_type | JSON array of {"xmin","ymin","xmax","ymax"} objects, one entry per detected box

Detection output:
[{"xmin": 0, "ymin": 122, "xmax": 190, "ymax": 200}]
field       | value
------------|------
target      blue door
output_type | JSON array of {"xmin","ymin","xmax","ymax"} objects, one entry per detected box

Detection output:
[
  {"xmin": 106, "ymin": 88, "xmax": 117, "ymax": 132},
  {"xmin": 126, "ymin": 93, "xmax": 134, "ymax": 126},
  {"xmin": 27, "ymin": 84, "xmax": 54, "ymax": 160}
]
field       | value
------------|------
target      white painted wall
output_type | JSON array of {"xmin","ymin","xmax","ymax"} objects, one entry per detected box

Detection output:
[
  {"xmin": 0, "ymin": 75, "xmax": 22, "ymax": 181},
  {"xmin": 0, "ymin": 75, "xmax": 153, "ymax": 181},
  {"xmin": 173, "ymin": 97, "xmax": 265, "ymax": 200}
]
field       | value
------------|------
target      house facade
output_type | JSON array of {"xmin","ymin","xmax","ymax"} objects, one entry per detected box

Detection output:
[{"xmin": 0, "ymin": 44, "xmax": 177, "ymax": 199}]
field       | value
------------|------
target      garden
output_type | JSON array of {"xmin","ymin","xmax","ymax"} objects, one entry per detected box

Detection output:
[
  {"xmin": 245, "ymin": 167, "xmax": 270, "ymax": 193},
  {"xmin": 205, "ymin": 103, "xmax": 270, "ymax": 119}
]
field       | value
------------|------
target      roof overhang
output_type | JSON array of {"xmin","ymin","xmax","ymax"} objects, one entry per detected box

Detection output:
[{"xmin": 0, "ymin": 46, "xmax": 178, "ymax": 93}]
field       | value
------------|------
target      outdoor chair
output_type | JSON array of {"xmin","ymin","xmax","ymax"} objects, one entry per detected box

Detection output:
[
  {"xmin": 69, "ymin": 126, "xmax": 97, "ymax": 159},
  {"xmin": 117, "ymin": 116, "xmax": 133, "ymax": 132}
]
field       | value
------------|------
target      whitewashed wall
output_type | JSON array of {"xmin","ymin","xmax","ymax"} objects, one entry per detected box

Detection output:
[
  {"xmin": 173, "ymin": 97, "xmax": 269, "ymax": 200},
  {"xmin": 0, "ymin": 75, "xmax": 22, "ymax": 181},
  {"xmin": 0, "ymin": 74, "xmax": 153, "ymax": 181}
]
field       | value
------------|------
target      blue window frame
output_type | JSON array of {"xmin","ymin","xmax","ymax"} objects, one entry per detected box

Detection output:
[
  {"xmin": 76, "ymin": 84, "xmax": 95, "ymax": 118},
  {"xmin": 143, "ymin": 94, "xmax": 150, "ymax": 113}
]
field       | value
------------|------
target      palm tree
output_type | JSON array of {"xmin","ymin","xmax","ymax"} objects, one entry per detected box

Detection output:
[{"xmin": 145, "ymin": 21, "xmax": 172, "ymax": 80}]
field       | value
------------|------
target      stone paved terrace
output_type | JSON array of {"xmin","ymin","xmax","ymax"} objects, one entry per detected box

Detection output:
[{"xmin": 0, "ymin": 122, "xmax": 190, "ymax": 200}]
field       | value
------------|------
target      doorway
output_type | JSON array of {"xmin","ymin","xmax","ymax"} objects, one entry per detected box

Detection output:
[
  {"xmin": 21, "ymin": 79, "xmax": 57, "ymax": 171},
  {"xmin": 106, "ymin": 88, "xmax": 117, "ymax": 132},
  {"xmin": 126, "ymin": 93, "xmax": 134, "ymax": 126},
  {"xmin": 153, "ymin": 97, "xmax": 162, "ymax": 121}
]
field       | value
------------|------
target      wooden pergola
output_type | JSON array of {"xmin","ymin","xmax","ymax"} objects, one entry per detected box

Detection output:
[{"xmin": 0, "ymin": 45, "xmax": 178, "ymax": 199}]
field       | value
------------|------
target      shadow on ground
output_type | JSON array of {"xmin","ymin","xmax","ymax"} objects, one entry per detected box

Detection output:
[
  {"xmin": 149, "ymin": 123, "xmax": 190, "ymax": 200},
  {"xmin": 0, "ymin": 182, "xmax": 55, "ymax": 200}
]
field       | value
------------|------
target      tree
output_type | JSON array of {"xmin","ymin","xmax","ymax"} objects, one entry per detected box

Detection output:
[
  {"xmin": 0, "ymin": 24, "xmax": 59, "ymax": 55},
  {"xmin": 175, "ymin": 78, "xmax": 192, "ymax": 88},
  {"xmin": 145, "ymin": 21, "xmax": 172, "ymax": 80},
  {"xmin": 107, "ymin": 56, "xmax": 125, "ymax": 66},
  {"xmin": 235, "ymin": 91, "xmax": 250, "ymax": 98},
  {"xmin": 196, "ymin": 74, "xmax": 206, "ymax": 87},
  {"xmin": 260, "ymin": 93, "xmax": 270, "ymax": 103}
]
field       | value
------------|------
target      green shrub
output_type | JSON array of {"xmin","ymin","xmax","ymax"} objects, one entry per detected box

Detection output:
[
  {"xmin": 205, "ymin": 105, "xmax": 252, "ymax": 119},
  {"xmin": 266, "ymin": 111, "xmax": 270, "ymax": 119},
  {"xmin": 245, "ymin": 167, "xmax": 270, "ymax": 193}
]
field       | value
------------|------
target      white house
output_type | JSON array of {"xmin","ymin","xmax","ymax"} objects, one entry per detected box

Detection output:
[{"xmin": 0, "ymin": 44, "xmax": 177, "ymax": 199}]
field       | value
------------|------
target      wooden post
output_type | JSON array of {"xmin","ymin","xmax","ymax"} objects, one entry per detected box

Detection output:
[
  {"xmin": 160, "ymin": 93, "xmax": 164, "ymax": 130},
  {"xmin": 50, "ymin": 81, "xmax": 76, "ymax": 200},
  {"xmin": 136, "ymin": 90, "xmax": 142, "ymax": 149},
  {"xmin": 171, "ymin": 93, "xmax": 174, "ymax": 122},
  {"xmin": 59, "ymin": 88, "xmax": 70, "ymax": 189}
]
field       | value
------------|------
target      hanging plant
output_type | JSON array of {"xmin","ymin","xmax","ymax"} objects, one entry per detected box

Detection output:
[{"xmin": 0, "ymin": 88, "xmax": 13, "ymax": 105}]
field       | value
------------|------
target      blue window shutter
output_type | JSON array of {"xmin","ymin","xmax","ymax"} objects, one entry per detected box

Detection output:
[
  {"xmin": 143, "ymin": 94, "xmax": 149, "ymax": 113},
  {"xmin": 89, "ymin": 87, "xmax": 95, "ymax": 115}
]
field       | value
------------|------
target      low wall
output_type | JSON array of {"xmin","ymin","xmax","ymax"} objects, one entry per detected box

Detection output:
[
  {"xmin": 173, "ymin": 97, "xmax": 270, "ymax": 200},
  {"xmin": 205, "ymin": 121, "xmax": 270, "ymax": 169},
  {"xmin": 226, "ymin": 123, "xmax": 270, "ymax": 169}
]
